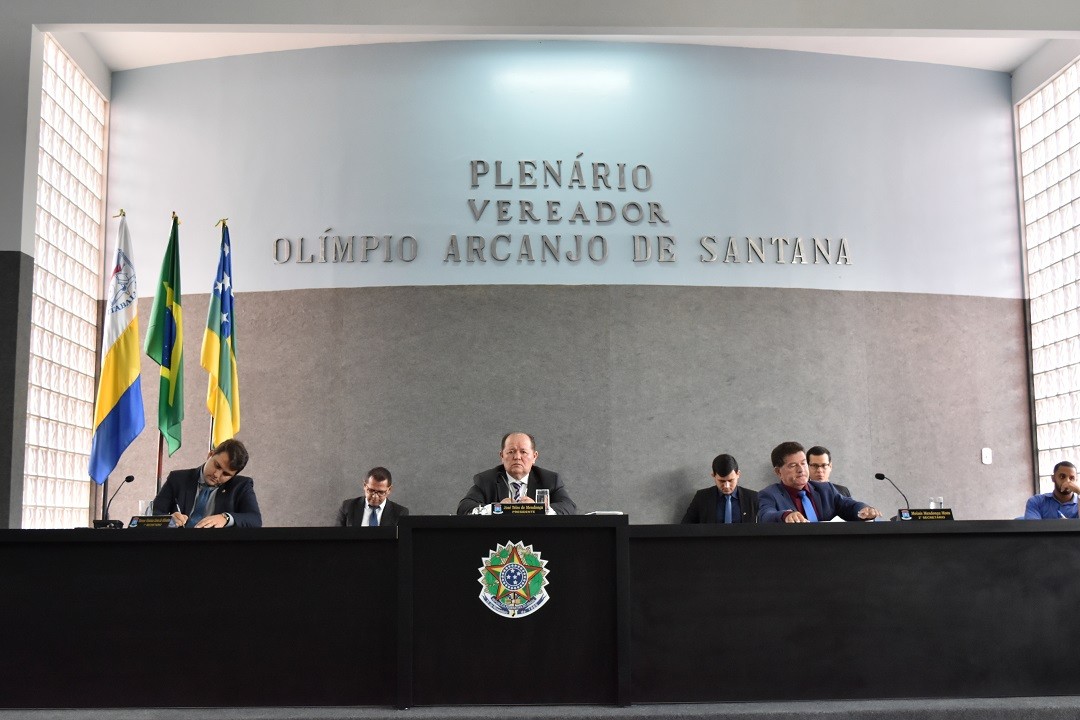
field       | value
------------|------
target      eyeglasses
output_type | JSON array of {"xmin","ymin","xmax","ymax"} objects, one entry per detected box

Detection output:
[
  {"xmin": 364, "ymin": 486, "xmax": 389, "ymax": 497},
  {"xmin": 809, "ymin": 463, "xmax": 831, "ymax": 470}
]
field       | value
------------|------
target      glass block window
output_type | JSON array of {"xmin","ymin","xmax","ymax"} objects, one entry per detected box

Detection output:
[
  {"xmin": 22, "ymin": 35, "xmax": 107, "ymax": 529},
  {"xmin": 1019, "ymin": 56, "xmax": 1080, "ymax": 493}
]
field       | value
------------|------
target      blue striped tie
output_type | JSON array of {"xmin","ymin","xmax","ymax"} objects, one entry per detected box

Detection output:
[
  {"xmin": 187, "ymin": 485, "xmax": 213, "ymax": 527},
  {"xmin": 723, "ymin": 494, "xmax": 732, "ymax": 523}
]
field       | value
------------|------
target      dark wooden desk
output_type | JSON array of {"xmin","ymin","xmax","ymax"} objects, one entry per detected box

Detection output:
[
  {"xmin": 630, "ymin": 520, "xmax": 1080, "ymax": 702},
  {"xmin": 1, "ymin": 519, "xmax": 1077, "ymax": 708},
  {"xmin": 0, "ymin": 527, "xmax": 398, "ymax": 708}
]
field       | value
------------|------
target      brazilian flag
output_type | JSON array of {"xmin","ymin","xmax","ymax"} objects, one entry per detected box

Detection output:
[{"xmin": 144, "ymin": 213, "xmax": 183, "ymax": 455}]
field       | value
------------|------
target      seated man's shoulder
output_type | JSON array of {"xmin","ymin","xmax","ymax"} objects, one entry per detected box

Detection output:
[
  {"xmin": 810, "ymin": 479, "xmax": 840, "ymax": 495},
  {"xmin": 687, "ymin": 486, "xmax": 713, "ymax": 503},
  {"xmin": 759, "ymin": 483, "xmax": 784, "ymax": 496}
]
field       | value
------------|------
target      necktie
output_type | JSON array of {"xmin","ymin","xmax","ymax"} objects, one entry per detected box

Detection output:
[
  {"xmin": 512, "ymin": 482, "xmax": 524, "ymax": 501},
  {"xmin": 188, "ymin": 485, "xmax": 213, "ymax": 527},
  {"xmin": 368, "ymin": 505, "xmax": 379, "ymax": 527},
  {"xmin": 723, "ymin": 494, "xmax": 732, "ymax": 523},
  {"xmin": 799, "ymin": 489, "xmax": 819, "ymax": 522}
]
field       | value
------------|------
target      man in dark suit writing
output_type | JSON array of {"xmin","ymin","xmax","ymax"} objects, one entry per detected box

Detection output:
[
  {"xmin": 456, "ymin": 432, "xmax": 577, "ymax": 515},
  {"xmin": 681, "ymin": 453, "xmax": 759, "ymax": 524},
  {"xmin": 152, "ymin": 438, "xmax": 262, "ymax": 528},
  {"xmin": 336, "ymin": 466, "xmax": 409, "ymax": 527},
  {"xmin": 759, "ymin": 441, "xmax": 880, "ymax": 523}
]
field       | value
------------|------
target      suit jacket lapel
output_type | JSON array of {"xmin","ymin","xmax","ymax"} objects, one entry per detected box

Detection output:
[
  {"xmin": 783, "ymin": 485, "xmax": 798, "ymax": 513},
  {"xmin": 705, "ymin": 488, "xmax": 718, "ymax": 523}
]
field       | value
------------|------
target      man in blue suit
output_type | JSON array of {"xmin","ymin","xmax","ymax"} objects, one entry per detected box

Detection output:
[{"xmin": 758, "ymin": 441, "xmax": 881, "ymax": 523}]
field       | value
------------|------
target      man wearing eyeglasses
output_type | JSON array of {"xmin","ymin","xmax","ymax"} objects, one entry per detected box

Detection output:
[
  {"xmin": 456, "ymin": 432, "xmax": 577, "ymax": 515},
  {"xmin": 758, "ymin": 441, "xmax": 881, "ymax": 523},
  {"xmin": 336, "ymin": 467, "xmax": 409, "ymax": 527},
  {"xmin": 806, "ymin": 445, "xmax": 851, "ymax": 498}
]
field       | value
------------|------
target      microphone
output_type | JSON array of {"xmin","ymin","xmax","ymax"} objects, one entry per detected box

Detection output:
[
  {"xmin": 101, "ymin": 475, "xmax": 135, "ymax": 526},
  {"xmin": 874, "ymin": 472, "xmax": 910, "ymax": 510}
]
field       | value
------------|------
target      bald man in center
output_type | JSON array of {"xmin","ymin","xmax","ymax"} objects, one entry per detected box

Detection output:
[{"xmin": 456, "ymin": 432, "xmax": 577, "ymax": 515}]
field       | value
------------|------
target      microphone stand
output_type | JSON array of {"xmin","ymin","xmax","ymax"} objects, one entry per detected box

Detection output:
[
  {"xmin": 874, "ymin": 473, "xmax": 910, "ymax": 513},
  {"xmin": 94, "ymin": 475, "xmax": 134, "ymax": 529}
]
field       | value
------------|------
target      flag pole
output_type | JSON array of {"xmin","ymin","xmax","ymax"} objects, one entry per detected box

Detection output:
[
  {"xmin": 208, "ymin": 417, "xmax": 215, "ymax": 453},
  {"xmin": 155, "ymin": 433, "xmax": 165, "ymax": 493}
]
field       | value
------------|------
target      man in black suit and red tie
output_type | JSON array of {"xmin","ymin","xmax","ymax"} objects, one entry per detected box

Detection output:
[
  {"xmin": 681, "ymin": 453, "xmax": 759, "ymax": 524},
  {"xmin": 336, "ymin": 466, "xmax": 409, "ymax": 527}
]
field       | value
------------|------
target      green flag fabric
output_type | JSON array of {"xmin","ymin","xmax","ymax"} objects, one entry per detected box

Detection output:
[{"xmin": 143, "ymin": 214, "xmax": 184, "ymax": 455}]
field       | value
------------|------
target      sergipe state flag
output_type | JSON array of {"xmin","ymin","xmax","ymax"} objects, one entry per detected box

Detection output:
[
  {"xmin": 144, "ymin": 213, "xmax": 184, "ymax": 455},
  {"xmin": 88, "ymin": 214, "xmax": 145, "ymax": 483},
  {"xmin": 201, "ymin": 222, "xmax": 240, "ymax": 446}
]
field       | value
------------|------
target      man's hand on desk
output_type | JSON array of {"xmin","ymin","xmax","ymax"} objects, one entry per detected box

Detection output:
[
  {"xmin": 170, "ymin": 511, "xmax": 230, "ymax": 528},
  {"xmin": 194, "ymin": 513, "xmax": 229, "ymax": 528},
  {"xmin": 857, "ymin": 507, "xmax": 883, "ymax": 521}
]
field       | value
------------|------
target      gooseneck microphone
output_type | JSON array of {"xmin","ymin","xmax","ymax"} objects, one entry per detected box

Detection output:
[
  {"xmin": 103, "ymin": 475, "xmax": 135, "ymax": 522},
  {"xmin": 874, "ymin": 472, "xmax": 910, "ymax": 510}
]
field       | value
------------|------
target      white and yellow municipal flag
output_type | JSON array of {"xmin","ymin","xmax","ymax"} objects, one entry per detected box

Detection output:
[{"xmin": 89, "ymin": 215, "xmax": 146, "ymax": 483}]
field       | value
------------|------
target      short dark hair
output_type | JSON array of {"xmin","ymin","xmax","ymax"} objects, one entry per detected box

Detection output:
[
  {"xmin": 806, "ymin": 446, "xmax": 831, "ymax": 463},
  {"xmin": 501, "ymin": 432, "xmax": 537, "ymax": 452},
  {"xmin": 366, "ymin": 466, "xmax": 392, "ymax": 485},
  {"xmin": 215, "ymin": 438, "xmax": 249, "ymax": 473},
  {"xmin": 771, "ymin": 441, "xmax": 805, "ymax": 469},
  {"xmin": 711, "ymin": 454, "xmax": 739, "ymax": 477},
  {"xmin": 1053, "ymin": 461, "xmax": 1076, "ymax": 475}
]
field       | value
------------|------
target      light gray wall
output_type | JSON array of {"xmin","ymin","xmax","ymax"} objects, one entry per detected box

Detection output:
[
  {"xmin": 106, "ymin": 285, "xmax": 1031, "ymax": 525},
  {"xmin": 106, "ymin": 41, "xmax": 1022, "ymax": 299},
  {"xmin": 1012, "ymin": 39, "xmax": 1080, "ymax": 102}
]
